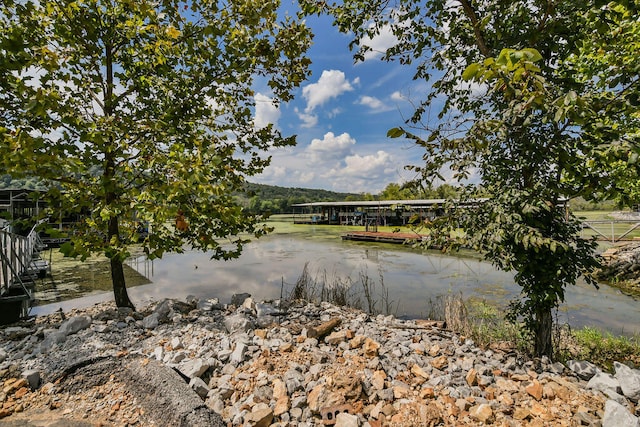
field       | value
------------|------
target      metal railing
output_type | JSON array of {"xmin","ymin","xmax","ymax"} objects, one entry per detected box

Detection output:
[
  {"xmin": 0, "ymin": 222, "xmax": 44, "ymax": 296},
  {"xmin": 580, "ymin": 220, "xmax": 640, "ymax": 243}
]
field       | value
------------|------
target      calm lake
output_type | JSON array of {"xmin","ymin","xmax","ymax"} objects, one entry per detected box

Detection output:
[{"xmin": 33, "ymin": 221, "xmax": 640, "ymax": 335}]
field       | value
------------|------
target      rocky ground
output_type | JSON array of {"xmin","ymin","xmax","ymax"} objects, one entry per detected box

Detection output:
[
  {"xmin": 599, "ymin": 241, "xmax": 640, "ymax": 297},
  {"xmin": 0, "ymin": 295, "xmax": 638, "ymax": 426}
]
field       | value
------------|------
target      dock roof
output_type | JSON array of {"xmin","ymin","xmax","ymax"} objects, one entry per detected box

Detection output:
[{"xmin": 292, "ymin": 199, "xmax": 451, "ymax": 208}]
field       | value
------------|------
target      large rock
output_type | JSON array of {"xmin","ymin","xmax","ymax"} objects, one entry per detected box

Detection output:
[
  {"xmin": 178, "ymin": 358, "xmax": 210, "ymax": 379},
  {"xmin": 587, "ymin": 372, "xmax": 622, "ymax": 396},
  {"xmin": 230, "ymin": 293, "xmax": 251, "ymax": 307},
  {"xmin": 189, "ymin": 377, "xmax": 210, "ymax": 399},
  {"xmin": 256, "ymin": 303, "xmax": 279, "ymax": 328},
  {"xmin": 197, "ymin": 298, "xmax": 222, "ymax": 311},
  {"xmin": 470, "ymin": 403, "xmax": 494, "ymax": 424},
  {"xmin": 153, "ymin": 299, "xmax": 173, "ymax": 321},
  {"xmin": 614, "ymin": 362, "xmax": 640, "ymax": 401},
  {"xmin": 142, "ymin": 313, "xmax": 160, "ymax": 329},
  {"xmin": 602, "ymin": 400, "xmax": 640, "ymax": 427},
  {"xmin": 307, "ymin": 384, "xmax": 345, "ymax": 413},
  {"xmin": 245, "ymin": 404, "xmax": 273, "ymax": 427},
  {"xmin": 142, "ymin": 300, "xmax": 174, "ymax": 329},
  {"xmin": 59, "ymin": 316, "xmax": 92, "ymax": 336},
  {"xmin": 122, "ymin": 357, "xmax": 224, "ymax": 426},
  {"xmin": 229, "ymin": 342, "xmax": 247, "ymax": 365},
  {"xmin": 566, "ymin": 360, "xmax": 600, "ymax": 380},
  {"xmin": 224, "ymin": 314, "xmax": 253, "ymax": 335},
  {"xmin": 335, "ymin": 412, "xmax": 359, "ymax": 427}
]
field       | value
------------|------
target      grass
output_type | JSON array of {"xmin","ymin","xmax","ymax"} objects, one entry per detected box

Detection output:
[
  {"xmin": 417, "ymin": 293, "xmax": 640, "ymax": 370},
  {"xmin": 556, "ymin": 326, "xmax": 640, "ymax": 371},
  {"xmin": 284, "ymin": 263, "xmax": 399, "ymax": 317},
  {"xmin": 288, "ymin": 266, "xmax": 640, "ymax": 369}
]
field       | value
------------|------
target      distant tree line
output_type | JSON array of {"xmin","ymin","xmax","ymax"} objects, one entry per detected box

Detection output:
[
  {"xmin": 237, "ymin": 183, "xmax": 360, "ymax": 214},
  {"xmin": 0, "ymin": 175, "xmax": 48, "ymax": 191},
  {"xmin": 0, "ymin": 176, "xmax": 623, "ymax": 215}
]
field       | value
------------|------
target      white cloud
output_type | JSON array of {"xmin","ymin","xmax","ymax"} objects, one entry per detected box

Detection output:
[
  {"xmin": 340, "ymin": 151, "xmax": 394, "ymax": 178},
  {"xmin": 357, "ymin": 96, "xmax": 384, "ymax": 110},
  {"xmin": 253, "ymin": 93, "xmax": 280, "ymax": 129},
  {"xmin": 254, "ymin": 133, "xmax": 413, "ymax": 193},
  {"xmin": 308, "ymin": 132, "xmax": 356, "ymax": 162},
  {"xmin": 302, "ymin": 70, "xmax": 354, "ymax": 113},
  {"xmin": 321, "ymin": 150, "xmax": 398, "ymax": 192},
  {"xmin": 261, "ymin": 165, "xmax": 287, "ymax": 179},
  {"xmin": 295, "ymin": 108, "xmax": 318, "ymax": 128},
  {"xmin": 360, "ymin": 24, "xmax": 398, "ymax": 61},
  {"xmin": 390, "ymin": 91, "xmax": 405, "ymax": 101},
  {"xmin": 327, "ymin": 107, "xmax": 342, "ymax": 118},
  {"xmin": 356, "ymin": 95, "xmax": 396, "ymax": 113},
  {"xmin": 299, "ymin": 171, "xmax": 316, "ymax": 183}
]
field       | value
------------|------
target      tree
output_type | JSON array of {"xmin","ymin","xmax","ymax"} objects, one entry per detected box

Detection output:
[
  {"xmin": 303, "ymin": 0, "xmax": 639, "ymax": 357},
  {"xmin": 378, "ymin": 182, "xmax": 409, "ymax": 200},
  {"xmin": 563, "ymin": 1, "xmax": 640, "ymax": 207},
  {"xmin": 0, "ymin": 0, "xmax": 312, "ymax": 309}
]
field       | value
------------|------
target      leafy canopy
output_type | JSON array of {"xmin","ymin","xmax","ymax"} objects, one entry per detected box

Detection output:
[
  {"xmin": 0, "ymin": 0, "xmax": 312, "ymax": 306},
  {"xmin": 302, "ymin": 0, "xmax": 639, "ymax": 356}
]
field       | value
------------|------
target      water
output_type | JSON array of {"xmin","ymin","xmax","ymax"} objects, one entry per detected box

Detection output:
[{"xmin": 33, "ymin": 223, "xmax": 640, "ymax": 335}]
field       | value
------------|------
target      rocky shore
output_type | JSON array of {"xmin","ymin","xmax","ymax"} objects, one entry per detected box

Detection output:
[
  {"xmin": 599, "ymin": 241, "xmax": 640, "ymax": 297},
  {"xmin": 0, "ymin": 295, "xmax": 638, "ymax": 426}
]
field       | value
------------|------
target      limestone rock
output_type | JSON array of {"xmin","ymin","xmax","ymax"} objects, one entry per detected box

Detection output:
[
  {"xmin": 465, "ymin": 368, "xmax": 478, "ymax": 386},
  {"xmin": 142, "ymin": 313, "xmax": 160, "ymax": 329},
  {"xmin": 470, "ymin": 403, "xmax": 494, "ymax": 424},
  {"xmin": 587, "ymin": 372, "xmax": 622, "ymax": 396},
  {"xmin": 245, "ymin": 407, "xmax": 274, "ymax": 427},
  {"xmin": 614, "ymin": 362, "xmax": 640, "ymax": 401},
  {"xmin": 411, "ymin": 364, "xmax": 429, "ymax": 380},
  {"xmin": 325, "ymin": 330, "xmax": 349, "ymax": 345},
  {"xmin": 525, "ymin": 379, "xmax": 543, "ymax": 401},
  {"xmin": 567, "ymin": 360, "xmax": 600, "ymax": 380},
  {"xmin": 59, "ymin": 316, "xmax": 92, "ymax": 336},
  {"xmin": 371, "ymin": 370, "xmax": 386, "ymax": 390},
  {"xmin": 431, "ymin": 355, "xmax": 448, "ymax": 370},
  {"xmin": 224, "ymin": 313, "xmax": 253, "ymax": 334},
  {"xmin": 230, "ymin": 293, "xmax": 251, "ymax": 307},
  {"xmin": 189, "ymin": 377, "xmax": 210, "ymax": 399},
  {"xmin": 21, "ymin": 369, "xmax": 40, "ymax": 390},
  {"xmin": 363, "ymin": 338, "xmax": 380, "ymax": 358},
  {"xmin": 335, "ymin": 412, "xmax": 359, "ymax": 427},
  {"xmin": 602, "ymin": 400, "xmax": 640, "ymax": 427},
  {"xmin": 307, "ymin": 384, "xmax": 344, "ymax": 414},
  {"xmin": 179, "ymin": 358, "xmax": 209, "ymax": 379}
]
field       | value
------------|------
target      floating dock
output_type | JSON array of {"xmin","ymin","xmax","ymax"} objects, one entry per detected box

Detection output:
[{"xmin": 341, "ymin": 231, "xmax": 426, "ymax": 244}]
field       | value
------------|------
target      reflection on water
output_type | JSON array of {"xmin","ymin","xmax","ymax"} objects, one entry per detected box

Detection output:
[{"xmin": 34, "ymin": 226, "xmax": 640, "ymax": 335}]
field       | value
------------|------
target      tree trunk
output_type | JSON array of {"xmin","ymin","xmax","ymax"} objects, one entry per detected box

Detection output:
[
  {"xmin": 108, "ymin": 215, "xmax": 135, "ymax": 310},
  {"xmin": 534, "ymin": 306, "xmax": 553, "ymax": 358},
  {"xmin": 111, "ymin": 256, "xmax": 135, "ymax": 309}
]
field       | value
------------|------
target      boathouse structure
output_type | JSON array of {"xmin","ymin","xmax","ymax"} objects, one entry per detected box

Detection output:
[{"xmin": 292, "ymin": 199, "xmax": 453, "ymax": 227}]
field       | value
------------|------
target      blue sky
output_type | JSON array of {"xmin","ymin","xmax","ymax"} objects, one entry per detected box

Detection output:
[{"xmin": 252, "ymin": 11, "xmax": 430, "ymax": 194}]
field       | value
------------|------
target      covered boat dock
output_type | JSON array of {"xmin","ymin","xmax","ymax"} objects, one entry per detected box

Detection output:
[{"xmin": 292, "ymin": 199, "xmax": 450, "ymax": 227}]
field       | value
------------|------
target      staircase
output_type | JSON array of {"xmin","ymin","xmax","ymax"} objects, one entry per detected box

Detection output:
[{"xmin": 0, "ymin": 221, "xmax": 49, "ymax": 324}]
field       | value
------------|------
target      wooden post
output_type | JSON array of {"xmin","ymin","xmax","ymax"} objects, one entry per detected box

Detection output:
[{"xmin": 307, "ymin": 318, "xmax": 341, "ymax": 339}]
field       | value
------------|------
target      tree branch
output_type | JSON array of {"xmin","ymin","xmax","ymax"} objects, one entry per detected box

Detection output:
[{"xmin": 459, "ymin": 0, "xmax": 492, "ymax": 58}]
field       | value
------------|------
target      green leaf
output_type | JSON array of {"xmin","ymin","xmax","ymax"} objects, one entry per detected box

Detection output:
[
  {"xmin": 522, "ymin": 48, "xmax": 542, "ymax": 62},
  {"xmin": 387, "ymin": 127, "xmax": 405, "ymax": 138},
  {"xmin": 462, "ymin": 63, "xmax": 481, "ymax": 81}
]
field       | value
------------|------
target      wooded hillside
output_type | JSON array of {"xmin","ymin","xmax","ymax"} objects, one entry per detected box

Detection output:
[{"xmin": 239, "ymin": 182, "xmax": 360, "ymax": 214}]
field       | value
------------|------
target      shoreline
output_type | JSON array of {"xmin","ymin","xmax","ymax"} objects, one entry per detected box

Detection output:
[{"xmin": 0, "ymin": 296, "xmax": 638, "ymax": 425}]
